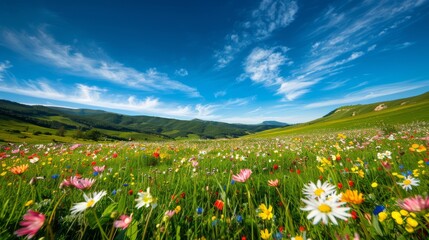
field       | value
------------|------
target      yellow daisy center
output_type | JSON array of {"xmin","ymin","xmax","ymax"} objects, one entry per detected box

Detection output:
[
  {"xmin": 403, "ymin": 179, "xmax": 411, "ymax": 185},
  {"xmin": 86, "ymin": 199, "xmax": 95, "ymax": 208},
  {"xmin": 318, "ymin": 203, "xmax": 331, "ymax": 213},
  {"xmin": 314, "ymin": 188, "xmax": 324, "ymax": 196}
]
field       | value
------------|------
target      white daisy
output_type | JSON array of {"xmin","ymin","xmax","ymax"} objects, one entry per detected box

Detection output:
[
  {"xmin": 135, "ymin": 187, "xmax": 154, "ymax": 209},
  {"xmin": 301, "ymin": 194, "xmax": 350, "ymax": 225},
  {"xmin": 302, "ymin": 180, "xmax": 336, "ymax": 199},
  {"xmin": 70, "ymin": 191, "xmax": 107, "ymax": 215},
  {"xmin": 397, "ymin": 175, "xmax": 420, "ymax": 191}
]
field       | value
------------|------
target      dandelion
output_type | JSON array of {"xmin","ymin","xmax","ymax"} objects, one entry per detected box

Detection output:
[
  {"xmin": 10, "ymin": 164, "xmax": 29, "ymax": 175},
  {"xmin": 397, "ymin": 195, "xmax": 429, "ymax": 212},
  {"xmin": 301, "ymin": 195, "xmax": 350, "ymax": 225},
  {"xmin": 260, "ymin": 229, "xmax": 271, "ymax": 240},
  {"xmin": 378, "ymin": 212, "xmax": 388, "ymax": 222},
  {"xmin": 397, "ymin": 175, "xmax": 420, "ymax": 191},
  {"xmin": 341, "ymin": 190, "xmax": 364, "ymax": 204},
  {"xmin": 135, "ymin": 187, "xmax": 154, "ymax": 209},
  {"xmin": 303, "ymin": 180, "xmax": 336, "ymax": 199},
  {"xmin": 258, "ymin": 204, "xmax": 273, "ymax": 220},
  {"xmin": 114, "ymin": 214, "xmax": 132, "ymax": 230},
  {"xmin": 232, "ymin": 169, "xmax": 252, "ymax": 182},
  {"xmin": 70, "ymin": 191, "xmax": 107, "ymax": 215},
  {"xmin": 268, "ymin": 179, "xmax": 279, "ymax": 187},
  {"xmin": 371, "ymin": 182, "xmax": 378, "ymax": 188},
  {"xmin": 14, "ymin": 210, "xmax": 45, "ymax": 239}
]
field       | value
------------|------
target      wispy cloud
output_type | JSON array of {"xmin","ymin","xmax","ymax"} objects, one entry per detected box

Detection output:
[
  {"xmin": 323, "ymin": 80, "xmax": 349, "ymax": 90},
  {"xmin": 381, "ymin": 41, "xmax": 415, "ymax": 52},
  {"xmin": 214, "ymin": 0, "xmax": 297, "ymax": 68},
  {"xmin": 0, "ymin": 60, "xmax": 12, "ymax": 81},
  {"xmin": 214, "ymin": 90, "xmax": 226, "ymax": 98},
  {"xmin": 276, "ymin": 0, "xmax": 426, "ymax": 101},
  {"xmin": 175, "ymin": 68, "xmax": 188, "ymax": 77},
  {"xmin": 0, "ymin": 28, "xmax": 200, "ymax": 97},
  {"xmin": 305, "ymin": 80, "xmax": 429, "ymax": 108},
  {"xmin": 243, "ymin": 46, "xmax": 289, "ymax": 86}
]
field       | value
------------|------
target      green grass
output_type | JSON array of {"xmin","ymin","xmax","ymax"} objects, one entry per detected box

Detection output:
[
  {"xmin": 1, "ymin": 123, "xmax": 428, "ymax": 239},
  {"xmin": 247, "ymin": 92, "xmax": 429, "ymax": 138}
]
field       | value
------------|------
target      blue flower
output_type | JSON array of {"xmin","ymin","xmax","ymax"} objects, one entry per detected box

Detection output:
[
  {"xmin": 196, "ymin": 207, "xmax": 204, "ymax": 215},
  {"xmin": 373, "ymin": 205, "xmax": 385, "ymax": 215},
  {"xmin": 274, "ymin": 232, "xmax": 283, "ymax": 240},
  {"xmin": 112, "ymin": 189, "xmax": 117, "ymax": 195},
  {"xmin": 236, "ymin": 215, "xmax": 243, "ymax": 223},
  {"xmin": 93, "ymin": 171, "xmax": 99, "ymax": 176},
  {"xmin": 51, "ymin": 174, "xmax": 59, "ymax": 179},
  {"xmin": 231, "ymin": 180, "xmax": 235, "ymax": 185},
  {"xmin": 123, "ymin": 183, "xmax": 129, "ymax": 187}
]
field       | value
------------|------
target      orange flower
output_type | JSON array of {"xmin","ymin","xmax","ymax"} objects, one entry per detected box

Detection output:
[
  {"xmin": 341, "ymin": 189, "xmax": 364, "ymax": 204},
  {"xmin": 10, "ymin": 164, "xmax": 29, "ymax": 175},
  {"xmin": 214, "ymin": 200, "xmax": 224, "ymax": 211},
  {"xmin": 409, "ymin": 144, "xmax": 427, "ymax": 152}
]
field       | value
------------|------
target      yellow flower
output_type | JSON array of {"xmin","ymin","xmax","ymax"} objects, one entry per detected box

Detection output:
[
  {"xmin": 341, "ymin": 190, "xmax": 364, "ymax": 204},
  {"xmin": 395, "ymin": 217, "xmax": 403, "ymax": 225},
  {"xmin": 378, "ymin": 212, "xmax": 388, "ymax": 222},
  {"xmin": 25, "ymin": 200, "xmax": 34, "ymax": 207},
  {"xmin": 260, "ymin": 229, "xmax": 271, "ymax": 240},
  {"xmin": 391, "ymin": 211, "xmax": 401, "ymax": 220},
  {"xmin": 405, "ymin": 224, "xmax": 415, "ymax": 233},
  {"xmin": 258, "ymin": 204, "xmax": 273, "ymax": 220},
  {"xmin": 0, "ymin": 171, "xmax": 7, "ymax": 176},
  {"xmin": 371, "ymin": 182, "xmax": 378, "ymax": 188},
  {"xmin": 175, "ymin": 205, "xmax": 181, "ymax": 214},
  {"xmin": 406, "ymin": 217, "xmax": 418, "ymax": 227},
  {"xmin": 400, "ymin": 210, "xmax": 409, "ymax": 216}
]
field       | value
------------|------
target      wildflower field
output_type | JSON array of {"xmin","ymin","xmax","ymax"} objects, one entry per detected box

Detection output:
[{"xmin": 1, "ymin": 123, "xmax": 429, "ymax": 240}]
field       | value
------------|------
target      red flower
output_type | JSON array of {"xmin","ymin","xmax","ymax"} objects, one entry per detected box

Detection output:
[
  {"xmin": 279, "ymin": 226, "xmax": 284, "ymax": 233},
  {"xmin": 296, "ymin": 169, "xmax": 301, "ymax": 175},
  {"xmin": 337, "ymin": 183, "xmax": 343, "ymax": 189},
  {"xmin": 153, "ymin": 152, "xmax": 160, "ymax": 158},
  {"xmin": 273, "ymin": 164, "xmax": 279, "ymax": 170},
  {"xmin": 241, "ymin": 236, "xmax": 247, "ymax": 240},
  {"xmin": 180, "ymin": 192, "xmax": 186, "ymax": 198},
  {"xmin": 91, "ymin": 161, "xmax": 97, "ymax": 166},
  {"xmin": 214, "ymin": 200, "xmax": 224, "ymax": 211},
  {"xmin": 128, "ymin": 190, "xmax": 133, "ymax": 195},
  {"xmin": 299, "ymin": 226, "xmax": 305, "ymax": 232},
  {"xmin": 112, "ymin": 152, "xmax": 118, "ymax": 158},
  {"xmin": 351, "ymin": 210, "xmax": 358, "ymax": 219},
  {"xmin": 348, "ymin": 180, "xmax": 354, "ymax": 187}
]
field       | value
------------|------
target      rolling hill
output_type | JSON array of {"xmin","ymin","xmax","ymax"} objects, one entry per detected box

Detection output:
[
  {"xmin": 0, "ymin": 100, "xmax": 287, "ymax": 143},
  {"xmin": 246, "ymin": 91, "xmax": 429, "ymax": 138}
]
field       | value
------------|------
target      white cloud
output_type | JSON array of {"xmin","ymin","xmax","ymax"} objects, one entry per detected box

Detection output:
[
  {"xmin": 275, "ymin": 0, "xmax": 425, "ymax": 101},
  {"xmin": 305, "ymin": 80, "xmax": 429, "ymax": 108},
  {"xmin": 0, "ymin": 60, "xmax": 12, "ymax": 80},
  {"xmin": 1, "ymin": 29, "xmax": 200, "ymax": 97},
  {"xmin": 322, "ymin": 80, "xmax": 349, "ymax": 90},
  {"xmin": 244, "ymin": 46, "xmax": 289, "ymax": 86},
  {"xmin": 175, "ymin": 68, "xmax": 188, "ymax": 76},
  {"xmin": 214, "ymin": 90, "xmax": 226, "ymax": 98},
  {"xmin": 214, "ymin": 0, "xmax": 298, "ymax": 68}
]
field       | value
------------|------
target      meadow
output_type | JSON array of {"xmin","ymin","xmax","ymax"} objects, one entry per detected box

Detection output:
[{"xmin": 1, "ymin": 122, "xmax": 429, "ymax": 240}]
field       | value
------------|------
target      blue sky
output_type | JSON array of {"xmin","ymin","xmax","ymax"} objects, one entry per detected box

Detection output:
[{"xmin": 1, "ymin": 0, "xmax": 428, "ymax": 124}]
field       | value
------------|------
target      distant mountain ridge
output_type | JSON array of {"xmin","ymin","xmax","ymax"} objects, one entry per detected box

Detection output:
[{"xmin": 0, "ymin": 100, "xmax": 287, "ymax": 142}]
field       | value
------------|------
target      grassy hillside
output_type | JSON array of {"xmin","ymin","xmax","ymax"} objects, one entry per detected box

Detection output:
[
  {"xmin": 0, "ymin": 100, "xmax": 284, "ymax": 143},
  {"xmin": 246, "ymin": 92, "xmax": 429, "ymax": 138}
]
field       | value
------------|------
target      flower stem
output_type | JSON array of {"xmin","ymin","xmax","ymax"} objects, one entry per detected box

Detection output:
[
  {"xmin": 92, "ymin": 209, "xmax": 109, "ymax": 240},
  {"xmin": 142, "ymin": 207, "xmax": 154, "ymax": 240}
]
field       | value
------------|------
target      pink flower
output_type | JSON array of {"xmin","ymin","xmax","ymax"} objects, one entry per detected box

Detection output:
[
  {"xmin": 14, "ymin": 210, "xmax": 45, "ymax": 239},
  {"xmin": 232, "ymin": 169, "xmax": 252, "ymax": 182},
  {"xmin": 93, "ymin": 165, "xmax": 106, "ymax": 173},
  {"xmin": 165, "ymin": 210, "xmax": 175, "ymax": 218},
  {"xmin": 69, "ymin": 144, "xmax": 81, "ymax": 151},
  {"xmin": 60, "ymin": 176, "xmax": 95, "ymax": 190},
  {"xmin": 114, "ymin": 214, "xmax": 133, "ymax": 230},
  {"xmin": 268, "ymin": 179, "xmax": 279, "ymax": 187},
  {"xmin": 398, "ymin": 195, "xmax": 429, "ymax": 212}
]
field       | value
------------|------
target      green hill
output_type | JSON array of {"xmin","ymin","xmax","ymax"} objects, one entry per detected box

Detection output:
[
  {"xmin": 246, "ymin": 91, "xmax": 429, "ymax": 138},
  {"xmin": 0, "ymin": 100, "xmax": 285, "ymax": 143}
]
